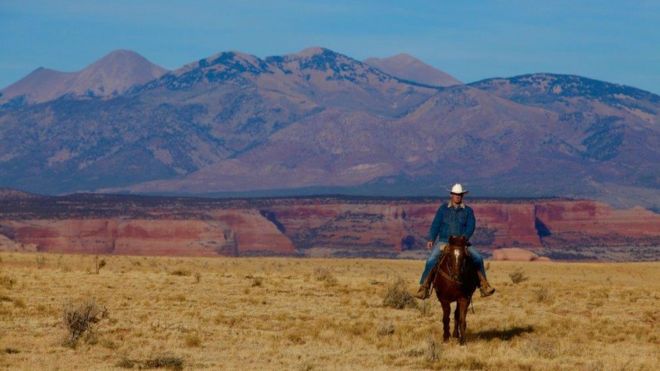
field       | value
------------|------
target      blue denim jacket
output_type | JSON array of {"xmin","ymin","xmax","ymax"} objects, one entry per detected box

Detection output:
[{"xmin": 427, "ymin": 202, "xmax": 476, "ymax": 243}]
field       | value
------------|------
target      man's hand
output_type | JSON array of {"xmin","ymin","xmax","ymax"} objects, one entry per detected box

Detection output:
[{"xmin": 426, "ymin": 240, "xmax": 433, "ymax": 250}]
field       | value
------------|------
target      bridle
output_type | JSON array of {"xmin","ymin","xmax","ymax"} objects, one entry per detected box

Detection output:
[{"xmin": 438, "ymin": 237, "xmax": 469, "ymax": 285}]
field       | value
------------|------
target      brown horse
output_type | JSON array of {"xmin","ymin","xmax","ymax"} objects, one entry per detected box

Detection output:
[{"xmin": 431, "ymin": 235, "xmax": 479, "ymax": 344}]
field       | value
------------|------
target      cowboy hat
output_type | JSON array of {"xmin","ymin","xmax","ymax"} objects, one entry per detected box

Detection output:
[{"xmin": 448, "ymin": 183, "xmax": 468, "ymax": 195}]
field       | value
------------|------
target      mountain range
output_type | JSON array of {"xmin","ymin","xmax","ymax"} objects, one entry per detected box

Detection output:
[{"xmin": 0, "ymin": 47, "xmax": 658, "ymax": 208}]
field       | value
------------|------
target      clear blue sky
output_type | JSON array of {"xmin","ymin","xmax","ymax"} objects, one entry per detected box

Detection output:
[{"xmin": 1, "ymin": 0, "xmax": 659, "ymax": 93}]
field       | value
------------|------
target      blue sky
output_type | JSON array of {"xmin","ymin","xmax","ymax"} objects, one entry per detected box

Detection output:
[{"xmin": 1, "ymin": 0, "xmax": 659, "ymax": 93}]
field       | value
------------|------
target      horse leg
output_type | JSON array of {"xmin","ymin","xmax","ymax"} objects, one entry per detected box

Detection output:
[
  {"xmin": 458, "ymin": 299, "xmax": 469, "ymax": 345},
  {"xmin": 452, "ymin": 305, "xmax": 460, "ymax": 338},
  {"xmin": 441, "ymin": 300, "xmax": 451, "ymax": 342}
]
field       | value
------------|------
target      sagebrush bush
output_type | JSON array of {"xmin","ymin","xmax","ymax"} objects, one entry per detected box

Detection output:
[
  {"xmin": 62, "ymin": 299, "xmax": 107, "ymax": 348},
  {"xmin": 0, "ymin": 275, "xmax": 15, "ymax": 289},
  {"xmin": 251, "ymin": 276, "xmax": 263, "ymax": 287},
  {"xmin": 314, "ymin": 267, "xmax": 337, "ymax": 285},
  {"xmin": 509, "ymin": 268, "xmax": 529, "ymax": 284},
  {"xmin": 382, "ymin": 278, "xmax": 417, "ymax": 309},
  {"xmin": 117, "ymin": 355, "xmax": 183, "ymax": 370},
  {"xmin": 170, "ymin": 269, "xmax": 191, "ymax": 276},
  {"xmin": 94, "ymin": 256, "xmax": 106, "ymax": 274},
  {"xmin": 376, "ymin": 322, "xmax": 395, "ymax": 336},
  {"xmin": 184, "ymin": 332, "xmax": 202, "ymax": 347},
  {"xmin": 534, "ymin": 286, "xmax": 553, "ymax": 304}
]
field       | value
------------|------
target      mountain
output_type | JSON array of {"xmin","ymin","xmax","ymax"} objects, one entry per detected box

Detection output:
[
  {"xmin": 0, "ymin": 47, "xmax": 436, "ymax": 193},
  {"xmin": 0, "ymin": 48, "xmax": 658, "ymax": 208},
  {"xmin": 364, "ymin": 53, "xmax": 461, "ymax": 87},
  {"xmin": 0, "ymin": 50, "xmax": 167, "ymax": 104}
]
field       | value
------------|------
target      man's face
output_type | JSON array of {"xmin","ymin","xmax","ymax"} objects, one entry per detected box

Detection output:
[{"xmin": 450, "ymin": 193, "xmax": 463, "ymax": 204}]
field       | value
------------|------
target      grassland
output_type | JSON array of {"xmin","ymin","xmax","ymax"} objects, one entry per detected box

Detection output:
[{"xmin": 0, "ymin": 252, "xmax": 658, "ymax": 370}]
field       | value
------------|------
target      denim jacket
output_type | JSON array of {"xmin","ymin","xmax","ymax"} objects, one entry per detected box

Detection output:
[{"xmin": 427, "ymin": 202, "xmax": 476, "ymax": 243}]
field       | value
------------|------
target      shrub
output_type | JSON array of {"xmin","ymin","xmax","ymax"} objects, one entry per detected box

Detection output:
[
  {"xmin": 382, "ymin": 278, "xmax": 417, "ymax": 309},
  {"xmin": 170, "ymin": 269, "xmax": 191, "ymax": 276},
  {"xmin": 117, "ymin": 355, "xmax": 184, "ymax": 370},
  {"xmin": 116, "ymin": 357, "xmax": 135, "ymax": 369},
  {"xmin": 313, "ymin": 267, "xmax": 337, "ymax": 286},
  {"xmin": 0, "ymin": 275, "xmax": 15, "ymax": 289},
  {"xmin": 12, "ymin": 297, "xmax": 25, "ymax": 308},
  {"xmin": 251, "ymin": 276, "xmax": 263, "ymax": 287},
  {"xmin": 509, "ymin": 268, "xmax": 529, "ymax": 284},
  {"xmin": 534, "ymin": 286, "xmax": 553, "ymax": 304},
  {"xmin": 62, "ymin": 299, "xmax": 107, "ymax": 348},
  {"xmin": 376, "ymin": 322, "xmax": 395, "ymax": 336},
  {"xmin": 184, "ymin": 332, "xmax": 202, "ymax": 347},
  {"xmin": 142, "ymin": 355, "xmax": 184, "ymax": 370},
  {"xmin": 94, "ymin": 256, "xmax": 107, "ymax": 274}
]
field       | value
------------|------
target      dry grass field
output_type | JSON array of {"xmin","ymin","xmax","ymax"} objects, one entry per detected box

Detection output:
[{"xmin": 0, "ymin": 252, "xmax": 658, "ymax": 370}]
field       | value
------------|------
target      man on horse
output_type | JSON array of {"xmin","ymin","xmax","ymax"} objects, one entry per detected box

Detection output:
[{"xmin": 414, "ymin": 183, "xmax": 496, "ymax": 299}]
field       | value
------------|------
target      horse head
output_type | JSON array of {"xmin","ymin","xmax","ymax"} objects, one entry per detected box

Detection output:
[{"xmin": 446, "ymin": 235, "xmax": 469, "ymax": 281}]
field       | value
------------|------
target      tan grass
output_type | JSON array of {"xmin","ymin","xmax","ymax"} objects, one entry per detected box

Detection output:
[{"xmin": 0, "ymin": 252, "xmax": 658, "ymax": 370}]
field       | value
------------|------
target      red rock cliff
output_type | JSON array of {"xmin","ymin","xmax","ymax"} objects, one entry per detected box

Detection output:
[{"xmin": 0, "ymin": 194, "xmax": 657, "ymax": 260}]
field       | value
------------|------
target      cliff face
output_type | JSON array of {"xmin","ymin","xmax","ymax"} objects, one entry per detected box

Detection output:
[
  {"xmin": 0, "ymin": 194, "xmax": 657, "ymax": 260},
  {"xmin": 264, "ymin": 201, "xmax": 544, "ymax": 257},
  {"xmin": 531, "ymin": 200, "xmax": 659, "ymax": 260},
  {"xmin": 1, "ymin": 214, "xmax": 295, "ymax": 257}
]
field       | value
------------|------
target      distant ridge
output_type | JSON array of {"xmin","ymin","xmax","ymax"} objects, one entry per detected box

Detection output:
[
  {"xmin": 0, "ymin": 188, "xmax": 40, "ymax": 199},
  {"xmin": 364, "ymin": 53, "xmax": 461, "ymax": 87},
  {"xmin": 0, "ymin": 50, "xmax": 167, "ymax": 104}
]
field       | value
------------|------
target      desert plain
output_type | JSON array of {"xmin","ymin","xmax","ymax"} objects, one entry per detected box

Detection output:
[{"xmin": 0, "ymin": 252, "xmax": 658, "ymax": 370}]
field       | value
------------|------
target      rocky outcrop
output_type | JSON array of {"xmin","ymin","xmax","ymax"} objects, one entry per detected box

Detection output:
[{"xmin": 492, "ymin": 248, "xmax": 550, "ymax": 261}]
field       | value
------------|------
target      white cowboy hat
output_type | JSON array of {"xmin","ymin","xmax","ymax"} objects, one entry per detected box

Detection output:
[{"xmin": 448, "ymin": 183, "xmax": 468, "ymax": 195}]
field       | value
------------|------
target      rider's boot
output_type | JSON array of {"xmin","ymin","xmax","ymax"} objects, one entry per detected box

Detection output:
[
  {"xmin": 477, "ymin": 271, "xmax": 496, "ymax": 297},
  {"xmin": 414, "ymin": 283, "xmax": 430, "ymax": 300},
  {"xmin": 414, "ymin": 267, "xmax": 436, "ymax": 300}
]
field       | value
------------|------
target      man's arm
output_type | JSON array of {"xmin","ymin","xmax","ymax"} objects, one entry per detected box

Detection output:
[
  {"xmin": 427, "ymin": 205, "xmax": 444, "ymax": 243},
  {"xmin": 465, "ymin": 207, "xmax": 476, "ymax": 239}
]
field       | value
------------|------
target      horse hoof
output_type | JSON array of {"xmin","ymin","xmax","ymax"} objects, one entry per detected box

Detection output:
[
  {"xmin": 460, "ymin": 339, "xmax": 467, "ymax": 346},
  {"xmin": 443, "ymin": 336, "xmax": 450, "ymax": 343}
]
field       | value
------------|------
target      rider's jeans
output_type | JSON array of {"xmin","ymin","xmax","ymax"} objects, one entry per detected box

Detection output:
[{"xmin": 419, "ymin": 242, "xmax": 487, "ymax": 284}]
